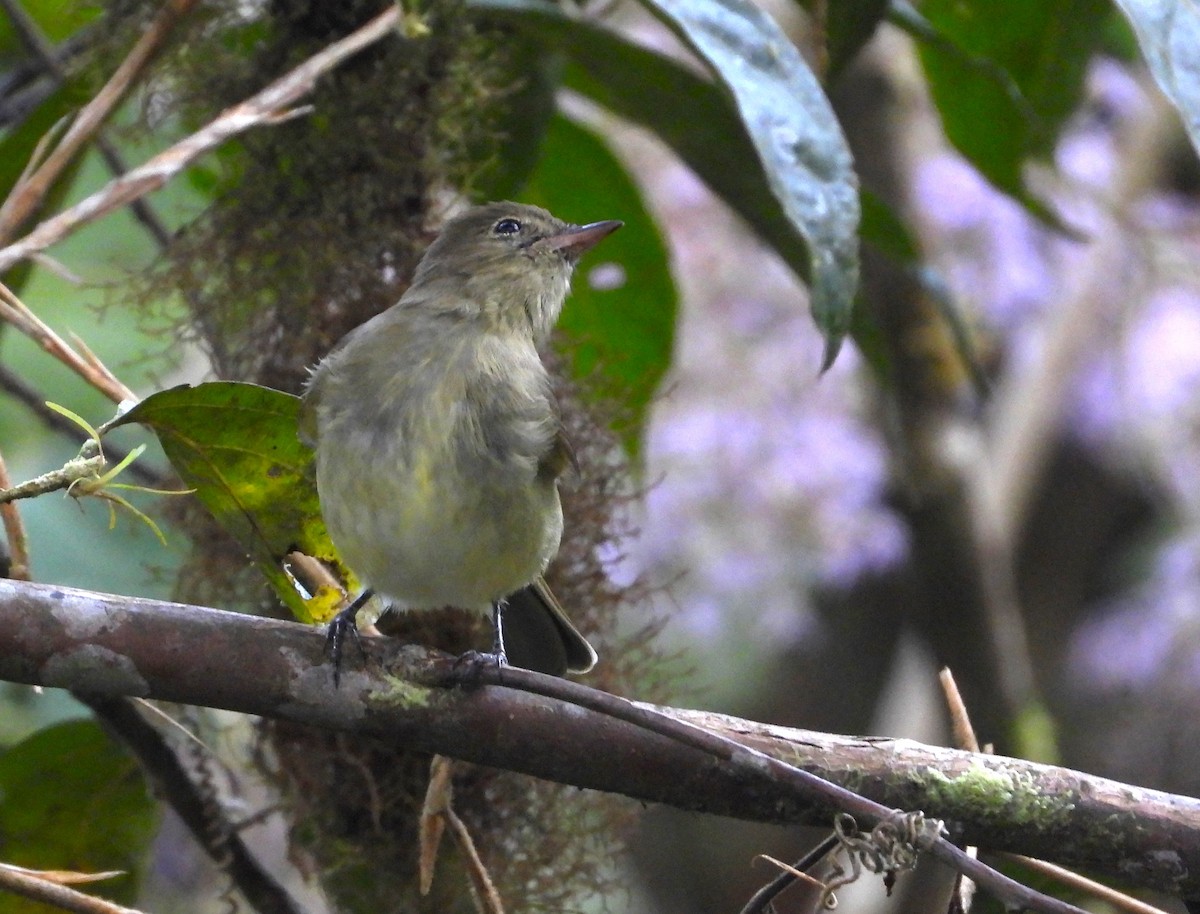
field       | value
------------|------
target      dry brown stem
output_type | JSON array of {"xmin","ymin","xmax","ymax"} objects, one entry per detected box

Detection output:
[
  {"xmin": 0, "ymin": 863, "xmax": 144, "ymax": 914},
  {"xmin": 0, "ymin": 281, "xmax": 135, "ymax": 403},
  {"xmin": 0, "ymin": 6, "xmax": 401, "ymax": 275},
  {"xmin": 0, "ymin": 0, "xmax": 198, "ymax": 244},
  {"xmin": 0, "ymin": 450, "xmax": 31, "ymax": 579}
]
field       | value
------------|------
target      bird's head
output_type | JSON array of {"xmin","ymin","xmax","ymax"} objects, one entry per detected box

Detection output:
[{"xmin": 410, "ymin": 202, "xmax": 622, "ymax": 341}]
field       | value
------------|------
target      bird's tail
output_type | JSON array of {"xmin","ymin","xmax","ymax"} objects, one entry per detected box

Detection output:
[{"xmin": 501, "ymin": 577, "xmax": 597, "ymax": 676}]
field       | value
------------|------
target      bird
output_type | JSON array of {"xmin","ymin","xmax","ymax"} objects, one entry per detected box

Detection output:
[{"xmin": 299, "ymin": 201, "xmax": 621, "ymax": 682}]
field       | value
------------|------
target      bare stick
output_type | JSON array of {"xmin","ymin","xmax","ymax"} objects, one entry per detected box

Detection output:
[
  {"xmin": 0, "ymin": 0, "xmax": 174, "ymax": 247},
  {"xmin": 0, "ymin": 281, "xmax": 135, "ymax": 403},
  {"xmin": 0, "ymin": 449, "xmax": 31, "ymax": 579},
  {"xmin": 0, "ymin": 863, "xmax": 144, "ymax": 914},
  {"xmin": 0, "ymin": 0, "xmax": 198, "ymax": 243},
  {"xmin": 0, "ymin": 5, "xmax": 401, "ymax": 274}
]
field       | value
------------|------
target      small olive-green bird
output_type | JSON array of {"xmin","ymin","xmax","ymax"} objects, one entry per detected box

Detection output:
[{"xmin": 300, "ymin": 202, "xmax": 621, "ymax": 681}]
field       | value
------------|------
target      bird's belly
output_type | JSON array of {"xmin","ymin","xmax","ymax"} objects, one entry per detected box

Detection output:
[{"xmin": 317, "ymin": 451, "xmax": 562, "ymax": 612}]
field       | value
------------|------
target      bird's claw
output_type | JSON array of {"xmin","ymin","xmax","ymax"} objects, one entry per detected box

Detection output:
[
  {"xmin": 325, "ymin": 606, "xmax": 366, "ymax": 687},
  {"xmin": 453, "ymin": 648, "xmax": 508, "ymax": 687}
]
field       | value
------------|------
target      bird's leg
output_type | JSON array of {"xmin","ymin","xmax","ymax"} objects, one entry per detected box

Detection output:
[
  {"xmin": 490, "ymin": 598, "xmax": 509, "ymax": 667},
  {"xmin": 325, "ymin": 587, "xmax": 374, "ymax": 687}
]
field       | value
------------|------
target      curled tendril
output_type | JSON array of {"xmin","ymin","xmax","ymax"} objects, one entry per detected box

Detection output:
[{"xmin": 821, "ymin": 810, "xmax": 946, "ymax": 908}]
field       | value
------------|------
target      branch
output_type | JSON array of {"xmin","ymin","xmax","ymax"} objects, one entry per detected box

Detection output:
[
  {"xmin": 0, "ymin": 863, "xmax": 143, "ymax": 914},
  {"xmin": 1, "ymin": 580, "xmax": 1198, "ymax": 904},
  {"xmin": 0, "ymin": 281, "xmax": 135, "ymax": 403},
  {"xmin": 0, "ymin": 0, "xmax": 174, "ymax": 247},
  {"xmin": 0, "ymin": 0, "xmax": 198, "ymax": 243},
  {"xmin": 0, "ymin": 5, "xmax": 401, "ymax": 274},
  {"xmin": 76, "ymin": 695, "xmax": 306, "ymax": 914}
]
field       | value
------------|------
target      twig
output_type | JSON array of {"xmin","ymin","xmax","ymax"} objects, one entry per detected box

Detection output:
[
  {"xmin": 0, "ymin": 447, "xmax": 105, "ymax": 505},
  {"xmin": 0, "ymin": 5, "xmax": 401, "ymax": 274},
  {"xmin": 77, "ymin": 694, "xmax": 306, "ymax": 914},
  {"xmin": 738, "ymin": 835, "xmax": 839, "ymax": 914},
  {"xmin": 0, "ymin": 862, "xmax": 143, "ymax": 914},
  {"xmin": 939, "ymin": 668, "xmax": 981, "ymax": 754},
  {"xmin": 0, "ymin": 449, "xmax": 31, "ymax": 579},
  {"xmin": 0, "ymin": 281, "xmax": 135, "ymax": 403},
  {"xmin": 458, "ymin": 665, "xmax": 1089, "ymax": 914},
  {"xmin": 0, "ymin": 364, "xmax": 164, "ymax": 487},
  {"xmin": 445, "ymin": 807, "xmax": 505, "ymax": 914},
  {"xmin": 1004, "ymin": 856, "xmax": 1173, "ymax": 914},
  {"xmin": 940, "ymin": 668, "xmax": 982, "ymax": 914},
  {"xmin": 939, "ymin": 668, "xmax": 1173, "ymax": 914},
  {"xmin": 0, "ymin": 0, "xmax": 198, "ymax": 244},
  {"xmin": 418, "ymin": 755, "xmax": 505, "ymax": 914},
  {"xmin": 0, "ymin": 0, "xmax": 174, "ymax": 247}
]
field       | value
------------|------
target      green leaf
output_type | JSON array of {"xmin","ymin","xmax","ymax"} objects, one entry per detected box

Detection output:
[
  {"xmin": 0, "ymin": 720, "xmax": 158, "ymax": 909},
  {"xmin": 470, "ymin": 0, "xmax": 859, "ymax": 369},
  {"xmin": 470, "ymin": 36, "xmax": 561, "ymax": 200},
  {"xmin": 110, "ymin": 382, "xmax": 354, "ymax": 623},
  {"xmin": 902, "ymin": 0, "xmax": 1109, "ymax": 216},
  {"xmin": 824, "ymin": 0, "xmax": 891, "ymax": 77},
  {"xmin": 520, "ymin": 115, "xmax": 676, "ymax": 456},
  {"xmin": 634, "ymin": 0, "xmax": 859, "ymax": 367},
  {"xmin": 1112, "ymin": 0, "xmax": 1200, "ymax": 158}
]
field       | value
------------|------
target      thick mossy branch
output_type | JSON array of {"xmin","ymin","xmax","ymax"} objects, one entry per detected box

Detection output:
[{"xmin": 2, "ymin": 578, "xmax": 1199, "ymax": 902}]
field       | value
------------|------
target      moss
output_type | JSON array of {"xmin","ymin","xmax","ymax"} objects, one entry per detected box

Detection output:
[
  {"xmin": 919, "ymin": 762, "xmax": 1072, "ymax": 829},
  {"xmin": 135, "ymin": 0, "xmax": 523, "ymax": 391}
]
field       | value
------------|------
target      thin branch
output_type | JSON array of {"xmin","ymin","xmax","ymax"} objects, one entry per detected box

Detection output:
[
  {"xmin": 0, "ymin": 281, "xmax": 135, "ymax": 403},
  {"xmin": 738, "ymin": 835, "xmax": 839, "ymax": 914},
  {"xmin": 0, "ymin": 0, "xmax": 174, "ymax": 247},
  {"xmin": 0, "ymin": 863, "xmax": 144, "ymax": 914},
  {"xmin": 0, "ymin": 449, "xmax": 31, "ymax": 579},
  {"xmin": 0, "ymin": 5, "xmax": 401, "ymax": 274},
  {"xmin": 0, "ymin": 447, "xmax": 106, "ymax": 504},
  {"xmin": 1005, "ymin": 856, "xmax": 1174, "ymax": 914},
  {"xmin": 77, "ymin": 695, "xmax": 307, "ymax": 914},
  {"xmin": 2, "ymin": 578, "xmax": 1198, "ymax": 903},
  {"xmin": 0, "ymin": 0, "xmax": 198, "ymax": 244},
  {"xmin": 940, "ymin": 668, "xmax": 1174, "ymax": 914},
  {"xmin": 0, "ymin": 364, "xmax": 164, "ymax": 487}
]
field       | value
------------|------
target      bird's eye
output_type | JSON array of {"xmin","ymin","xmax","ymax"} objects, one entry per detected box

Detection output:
[{"xmin": 493, "ymin": 218, "xmax": 522, "ymax": 235}]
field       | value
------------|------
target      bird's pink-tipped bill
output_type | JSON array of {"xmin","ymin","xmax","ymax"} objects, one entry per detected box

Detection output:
[{"xmin": 543, "ymin": 220, "xmax": 623, "ymax": 258}]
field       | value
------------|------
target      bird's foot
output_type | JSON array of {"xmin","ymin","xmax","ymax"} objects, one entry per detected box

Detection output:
[
  {"xmin": 325, "ymin": 598, "xmax": 369, "ymax": 687},
  {"xmin": 453, "ymin": 648, "xmax": 508, "ymax": 687}
]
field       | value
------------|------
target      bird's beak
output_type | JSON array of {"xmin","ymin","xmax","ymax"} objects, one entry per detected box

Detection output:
[{"xmin": 543, "ymin": 220, "xmax": 623, "ymax": 259}]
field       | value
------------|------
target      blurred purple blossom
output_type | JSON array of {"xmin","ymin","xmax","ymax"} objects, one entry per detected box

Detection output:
[{"xmin": 617, "ymin": 51, "xmax": 1200, "ymax": 677}]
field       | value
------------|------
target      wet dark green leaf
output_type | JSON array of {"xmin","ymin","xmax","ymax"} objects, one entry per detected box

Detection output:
[
  {"xmin": 903, "ymin": 0, "xmax": 1109, "ymax": 219},
  {"xmin": 635, "ymin": 0, "xmax": 859, "ymax": 367},
  {"xmin": 110, "ymin": 382, "xmax": 354, "ymax": 623}
]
